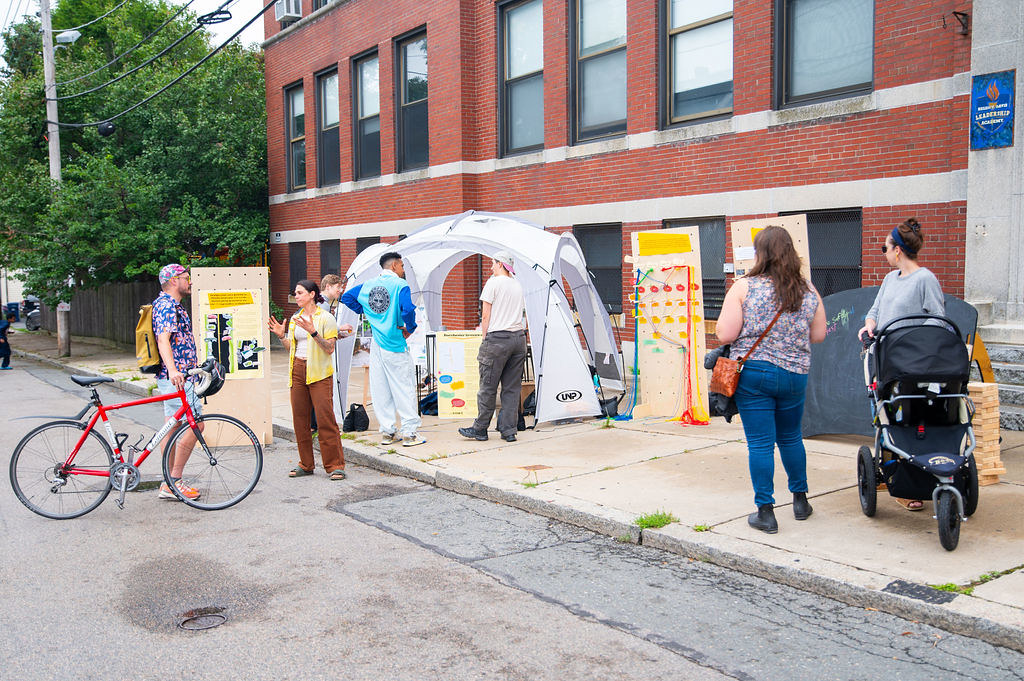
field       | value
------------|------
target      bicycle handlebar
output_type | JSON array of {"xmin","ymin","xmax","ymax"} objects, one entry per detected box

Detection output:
[{"xmin": 187, "ymin": 366, "xmax": 213, "ymax": 396}]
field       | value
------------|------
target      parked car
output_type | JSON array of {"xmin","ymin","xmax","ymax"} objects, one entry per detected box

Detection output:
[
  {"xmin": 21, "ymin": 295, "xmax": 39, "ymax": 315},
  {"xmin": 22, "ymin": 295, "xmax": 41, "ymax": 331}
]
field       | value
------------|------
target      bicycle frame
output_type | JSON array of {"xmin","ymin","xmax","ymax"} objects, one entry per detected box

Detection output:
[{"xmin": 62, "ymin": 388, "xmax": 196, "ymax": 478}]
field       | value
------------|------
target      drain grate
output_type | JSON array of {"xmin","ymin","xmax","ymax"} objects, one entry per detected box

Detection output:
[
  {"xmin": 178, "ymin": 606, "xmax": 227, "ymax": 630},
  {"xmin": 881, "ymin": 580, "xmax": 957, "ymax": 604}
]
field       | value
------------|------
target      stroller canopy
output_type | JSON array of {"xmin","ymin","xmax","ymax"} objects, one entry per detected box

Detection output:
[{"xmin": 877, "ymin": 324, "xmax": 969, "ymax": 387}]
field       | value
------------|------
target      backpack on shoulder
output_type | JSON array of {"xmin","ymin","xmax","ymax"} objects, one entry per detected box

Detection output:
[{"xmin": 135, "ymin": 304, "xmax": 161, "ymax": 374}]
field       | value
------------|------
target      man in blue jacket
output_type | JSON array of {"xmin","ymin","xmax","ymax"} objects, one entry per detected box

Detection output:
[{"xmin": 341, "ymin": 251, "xmax": 425, "ymax": 446}]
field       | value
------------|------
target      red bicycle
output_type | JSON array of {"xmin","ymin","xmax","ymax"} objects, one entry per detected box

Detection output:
[{"xmin": 10, "ymin": 363, "xmax": 262, "ymax": 519}]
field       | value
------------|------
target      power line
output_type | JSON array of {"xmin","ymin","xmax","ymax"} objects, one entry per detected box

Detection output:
[
  {"xmin": 55, "ymin": 0, "xmax": 198, "ymax": 86},
  {"xmin": 3, "ymin": 0, "xmax": 29, "ymax": 34},
  {"xmin": 50, "ymin": 0, "xmax": 234, "ymax": 100},
  {"xmin": 52, "ymin": 0, "xmax": 130, "ymax": 32},
  {"xmin": 49, "ymin": 0, "xmax": 274, "ymax": 128}
]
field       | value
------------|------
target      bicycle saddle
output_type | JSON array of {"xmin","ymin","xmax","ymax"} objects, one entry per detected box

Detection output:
[{"xmin": 70, "ymin": 375, "xmax": 115, "ymax": 387}]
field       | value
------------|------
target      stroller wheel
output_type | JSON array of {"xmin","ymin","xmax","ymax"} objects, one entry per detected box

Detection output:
[
  {"xmin": 857, "ymin": 446, "xmax": 877, "ymax": 517},
  {"xmin": 936, "ymin": 489, "xmax": 961, "ymax": 551},
  {"xmin": 963, "ymin": 455, "xmax": 979, "ymax": 518}
]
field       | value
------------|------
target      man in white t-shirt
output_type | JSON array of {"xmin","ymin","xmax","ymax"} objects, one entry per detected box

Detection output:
[{"xmin": 459, "ymin": 251, "xmax": 527, "ymax": 443}]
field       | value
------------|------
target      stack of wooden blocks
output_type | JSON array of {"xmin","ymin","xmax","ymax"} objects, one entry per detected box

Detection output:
[{"xmin": 968, "ymin": 381, "xmax": 1004, "ymax": 485}]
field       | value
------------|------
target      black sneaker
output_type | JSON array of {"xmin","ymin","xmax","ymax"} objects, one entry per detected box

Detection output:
[
  {"xmin": 459, "ymin": 427, "xmax": 488, "ymax": 441},
  {"xmin": 793, "ymin": 492, "xmax": 813, "ymax": 520},
  {"xmin": 501, "ymin": 433, "xmax": 516, "ymax": 442}
]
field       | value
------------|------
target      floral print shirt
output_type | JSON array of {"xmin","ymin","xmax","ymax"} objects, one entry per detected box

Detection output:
[
  {"xmin": 731, "ymin": 275, "xmax": 819, "ymax": 375},
  {"xmin": 152, "ymin": 291, "xmax": 198, "ymax": 381}
]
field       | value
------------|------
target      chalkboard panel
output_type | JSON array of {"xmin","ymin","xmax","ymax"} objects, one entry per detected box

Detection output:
[{"xmin": 802, "ymin": 288, "xmax": 978, "ymax": 438}]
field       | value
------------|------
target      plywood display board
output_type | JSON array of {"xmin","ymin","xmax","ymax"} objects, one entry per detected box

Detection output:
[
  {"xmin": 435, "ymin": 330, "xmax": 483, "ymax": 418},
  {"xmin": 627, "ymin": 227, "xmax": 709, "ymax": 424},
  {"xmin": 730, "ymin": 215, "xmax": 811, "ymax": 281},
  {"xmin": 190, "ymin": 267, "xmax": 273, "ymax": 444}
]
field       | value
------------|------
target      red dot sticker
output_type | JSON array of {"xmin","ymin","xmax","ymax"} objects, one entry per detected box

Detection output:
[
  {"xmin": 650, "ymin": 286, "xmax": 659, "ymax": 293},
  {"xmin": 676, "ymin": 284, "xmax": 685, "ymax": 291},
  {"xmin": 451, "ymin": 398, "xmax": 465, "ymax": 407},
  {"xmin": 638, "ymin": 287, "xmax": 645, "ymax": 293}
]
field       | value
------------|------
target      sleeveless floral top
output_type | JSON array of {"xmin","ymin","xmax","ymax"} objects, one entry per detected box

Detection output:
[{"xmin": 730, "ymin": 275, "xmax": 819, "ymax": 375}]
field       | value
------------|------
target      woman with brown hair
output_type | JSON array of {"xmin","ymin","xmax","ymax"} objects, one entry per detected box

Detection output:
[
  {"xmin": 857, "ymin": 218, "xmax": 944, "ymax": 511},
  {"xmin": 269, "ymin": 280, "xmax": 347, "ymax": 480},
  {"xmin": 717, "ymin": 226, "xmax": 827, "ymax": 534}
]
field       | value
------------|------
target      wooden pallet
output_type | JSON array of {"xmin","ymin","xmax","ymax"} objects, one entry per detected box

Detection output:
[{"xmin": 968, "ymin": 382, "xmax": 1003, "ymax": 485}]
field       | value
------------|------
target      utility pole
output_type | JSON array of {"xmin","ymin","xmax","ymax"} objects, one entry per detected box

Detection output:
[{"xmin": 39, "ymin": 0, "xmax": 71, "ymax": 357}]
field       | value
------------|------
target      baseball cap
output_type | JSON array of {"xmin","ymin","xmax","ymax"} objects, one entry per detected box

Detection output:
[
  {"xmin": 159, "ymin": 263, "xmax": 188, "ymax": 284},
  {"xmin": 493, "ymin": 251, "xmax": 515, "ymax": 274}
]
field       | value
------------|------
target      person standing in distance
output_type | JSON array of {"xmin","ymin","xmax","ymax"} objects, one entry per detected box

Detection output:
[
  {"xmin": 152, "ymin": 264, "xmax": 203, "ymax": 501},
  {"xmin": 459, "ymin": 252, "xmax": 527, "ymax": 443},
  {"xmin": 341, "ymin": 252, "xmax": 425, "ymax": 447}
]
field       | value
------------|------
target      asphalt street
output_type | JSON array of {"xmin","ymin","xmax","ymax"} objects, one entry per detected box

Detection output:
[{"xmin": 3, "ymin": 360, "xmax": 1024, "ymax": 680}]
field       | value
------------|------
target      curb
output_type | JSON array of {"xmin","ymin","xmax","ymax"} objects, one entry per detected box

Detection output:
[{"xmin": 13, "ymin": 348, "xmax": 153, "ymax": 399}]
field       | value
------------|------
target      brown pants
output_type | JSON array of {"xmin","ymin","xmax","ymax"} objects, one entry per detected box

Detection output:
[{"xmin": 290, "ymin": 358, "xmax": 344, "ymax": 473}]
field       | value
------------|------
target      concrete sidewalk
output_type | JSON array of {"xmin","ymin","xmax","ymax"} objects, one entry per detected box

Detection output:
[{"xmin": 8, "ymin": 327, "xmax": 1024, "ymax": 652}]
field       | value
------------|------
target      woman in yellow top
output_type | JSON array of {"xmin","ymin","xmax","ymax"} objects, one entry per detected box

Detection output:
[{"xmin": 269, "ymin": 280, "xmax": 346, "ymax": 480}]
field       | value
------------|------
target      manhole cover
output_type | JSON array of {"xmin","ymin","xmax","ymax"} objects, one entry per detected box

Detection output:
[{"xmin": 178, "ymin": 606, "xmax": 227, "ymax": 630}]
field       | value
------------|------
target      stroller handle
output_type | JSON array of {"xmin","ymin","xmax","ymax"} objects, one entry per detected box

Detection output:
[{"xmin": 875, "ymin": 314, "xmax": 962, "ymax": 341}]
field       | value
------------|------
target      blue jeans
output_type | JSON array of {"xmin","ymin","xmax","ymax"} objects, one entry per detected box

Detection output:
[{"xmin": 734, "ymin": 360, "xmax": 809, "ymax": 507}]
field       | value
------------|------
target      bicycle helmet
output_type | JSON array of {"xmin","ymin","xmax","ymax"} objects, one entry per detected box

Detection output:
[{"xmin": 194, "ymin": 357, "xmax": 226, "ymax": 397}]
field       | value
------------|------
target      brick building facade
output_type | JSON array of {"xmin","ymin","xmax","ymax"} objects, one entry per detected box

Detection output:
[{"xmin": 263, "ymin": 0, "xmax": 977, "ymax": 337}]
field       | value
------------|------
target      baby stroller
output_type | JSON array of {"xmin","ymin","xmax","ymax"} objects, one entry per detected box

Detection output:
[{"xmin": 858, "ymin": 314, "xmax": 979, "ymax": 551}]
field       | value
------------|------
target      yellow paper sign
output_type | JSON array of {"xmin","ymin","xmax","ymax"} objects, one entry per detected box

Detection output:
[
  {"xmin": 637, "ymin": 232, "xmax": 692, "ymax": 256},
  {"xmin": 208, "ymin": 291, "xmax": 255, "ymax": 309}
]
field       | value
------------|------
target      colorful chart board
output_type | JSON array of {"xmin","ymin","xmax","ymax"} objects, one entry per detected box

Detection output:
[
  {"xmin": 627, "ymin": 227, "xmax": 709, "ymax": 424},
  {"xmin": 190, "ymin": 267, "xmax": 272, "ymax": 444},
  {"xmin": 435, "ymin": 330, "xmax": 483, "ymax": 418},
  {"xmin": 730, "ymin": 215, "xmax": 810, "ymax": 280}
]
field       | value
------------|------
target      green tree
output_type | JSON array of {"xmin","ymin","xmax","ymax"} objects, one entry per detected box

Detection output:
[{"xmin": 0, "ymin": 0, "xmax": 267, "ymax": 304}]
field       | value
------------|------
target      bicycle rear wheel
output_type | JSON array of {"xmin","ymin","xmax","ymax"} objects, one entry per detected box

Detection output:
[
  {"xmin": 162, "ymin": 414, "xmax": 262, "ymax": 510},
  {"xmin": 10, "ymin": 420, "xmax": 113, "ymax": 519}
]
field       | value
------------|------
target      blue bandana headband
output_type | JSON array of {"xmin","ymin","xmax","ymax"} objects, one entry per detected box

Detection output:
[{"xmin": 890, "ymin": 228, "xmax": 917, "ymax": 255}]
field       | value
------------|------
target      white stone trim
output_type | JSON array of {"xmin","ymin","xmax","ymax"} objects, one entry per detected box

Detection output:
[
  {"xmin": 269, "ymin": 170, "xmax": 967, "ymax": 242},
  {"xmin": 269, "ymin": 74, "xmax": 971, "ymax": 206}
]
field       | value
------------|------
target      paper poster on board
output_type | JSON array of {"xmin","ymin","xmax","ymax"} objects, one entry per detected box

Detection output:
[
  {"xmin": 197, "ymin": 289, "xmax": 266, "ymax": 379},
  {"xmin": 435, "ymin": 330, "xmax": 483, "ymax": 418}
]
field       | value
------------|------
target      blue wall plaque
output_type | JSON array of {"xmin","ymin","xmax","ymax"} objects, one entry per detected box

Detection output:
[{"xmin": 970, "ymin": 70, "xmax": 1015, "ymax": 150}]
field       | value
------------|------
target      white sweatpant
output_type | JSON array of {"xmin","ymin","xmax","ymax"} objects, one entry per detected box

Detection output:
[{"xmin": 369, "ymin": 341, "xmax": 421, "ymax": 436}]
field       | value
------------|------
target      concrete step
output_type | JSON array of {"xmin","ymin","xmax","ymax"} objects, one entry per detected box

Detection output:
[
  {"xmin": 1000, "ymin": 384, "xmax": 1024, "ymax": 407},
  {"xmin": 984, "ymin": 343, "xmax": 1024, "ymax": 364},
  {"xmin": 991, "ymin": 362, "xmax": 1024, "ymax": 385},
  {"xmin": 1002, "ymin": 405, "xmax": 1024, "ymax": 431}
]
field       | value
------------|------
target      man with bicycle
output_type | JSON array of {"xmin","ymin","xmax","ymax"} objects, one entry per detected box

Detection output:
[{"xmin": 153, "ymin": 263, "xmax": 203, "ymax": 501}]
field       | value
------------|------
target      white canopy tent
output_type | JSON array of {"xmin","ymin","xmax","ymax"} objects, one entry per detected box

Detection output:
[{"xmin": 331, "ymin": 211, "xmax": 624, "ymax": 427}]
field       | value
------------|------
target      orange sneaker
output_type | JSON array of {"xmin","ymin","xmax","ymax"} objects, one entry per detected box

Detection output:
[{"xmin": 159, "ymin": 480, "xmax": 201, "ymax": 501}]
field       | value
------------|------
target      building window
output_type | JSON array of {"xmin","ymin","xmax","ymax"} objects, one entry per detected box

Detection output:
[
  {"xmin": 285, "ymin": 83, "xmax": 306, "ymax": 191},
  {"xmin": 500, "ymin": 0, "xmax": 544, "ymax": 154},
  {"xmin": 320, "ymin": 239, "xmax": 340, "ymax": 276},
  {"xmin": 312, "ymin": 0, "xmax": 327, "ymax": 10},
  {"xmin": 573, "ymin": 0, "xmax": 626, "ymax": 141},
  {"xmin": 288, "ymin": 242, "xmax": 307, "ymax": 288},
  {"xmin": 397, "ymin": 32, "xmax": 428, "ymax": 171},
  {"xmin": 665, "ymin": 218, "xmax": 726, "ymax": 319},
  {"xmin": 317, "ymin": 69, "xmax": 340, "ymax": 186},
  {"xmin": 354, "ymin": 52, "xmax": 381, "ymax": 179},
  {"xmin": 776, "ymin": 0, "xmax": 873, "ymax": 106},
  {"xmin": 666, "ymin": 0, "xmax": 733, "ymax": 123},
  {"xmin": 781, "ymin": 208, "xmax": 863, "ymax": 297},
  {"xmin": 356, "ymin": 236, "xmax": 381, "ymax": 253},
  {"xmin": 574, "ymin": 224, "xmax": 623, "ymax": 314}
]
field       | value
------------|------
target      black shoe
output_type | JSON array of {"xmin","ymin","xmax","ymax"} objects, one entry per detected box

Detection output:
[
  {"xmin": 748, "ymin": 504, "xmax": 778, "ymax": 534},
  {"xmin": 501, "ymin": 433, "xmax": 516, "ymax": 442},
  {"xmin": 793, "ymin": 492, "xmax": 813, "ymax": 520},
  {"xmin": 458, "ymin": 427, "xmax": 488, "ymax": 441}
]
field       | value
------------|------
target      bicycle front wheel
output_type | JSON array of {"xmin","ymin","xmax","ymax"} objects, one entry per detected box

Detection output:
[
  {"xmin": 10, "ymin": 420, "xmax": 113, "ymax": 519},
  {"xmin": 162, "ymin": 414, "xmax": 263, "ymax": 510}
]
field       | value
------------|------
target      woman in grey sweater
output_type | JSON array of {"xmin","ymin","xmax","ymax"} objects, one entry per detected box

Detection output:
[{"xmin": 857, "ymin": 217, "xmax": 944, "ymax": 511}]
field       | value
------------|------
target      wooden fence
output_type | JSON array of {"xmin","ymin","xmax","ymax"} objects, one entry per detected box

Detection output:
[{"xmin": 40, "ymin": 281, "xmax": 168, "ymax": 346}]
